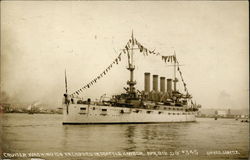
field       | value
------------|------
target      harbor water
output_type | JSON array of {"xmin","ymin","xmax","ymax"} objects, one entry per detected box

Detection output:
[{"xmin": 1, "ymin": 113, "xmax": 248, "ymax": 160}]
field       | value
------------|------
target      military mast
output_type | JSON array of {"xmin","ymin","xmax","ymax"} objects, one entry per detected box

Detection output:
[
  {"xmin": 126, "ymin": 31, "xmax": 137, "ymax": 99},
  {"xmin": 173, "ymin": 51, "xmax": 178, "ymax": 92}
]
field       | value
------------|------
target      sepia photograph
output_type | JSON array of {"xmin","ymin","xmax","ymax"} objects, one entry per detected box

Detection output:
[{"xmin": 0, "ymin": 1, "xmax": 249, "ymax": 160}]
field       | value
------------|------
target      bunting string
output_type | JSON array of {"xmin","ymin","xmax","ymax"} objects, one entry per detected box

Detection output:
[
  {"xmin": 128, "ymin": 37, "xmax": 188, "ymax": 95},
  {"xmin": 70, "ymin": 35, "xmax": 190, "ymax": 97},
  {"xmin": 70, "ymin": 52, "xmax": 123, "ymax": 97},
  {"xmin": 176, "ymin": 60, "xmax": 189, "ymax": 95}
]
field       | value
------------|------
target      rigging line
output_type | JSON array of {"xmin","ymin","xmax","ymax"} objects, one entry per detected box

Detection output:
[
  {"xmin": 70, "ymin": 44, "xmax": 129, "ymax": 97},
  {"xmin": 135, "ymin": 38, "xmax": 189, "ymax": 93}
]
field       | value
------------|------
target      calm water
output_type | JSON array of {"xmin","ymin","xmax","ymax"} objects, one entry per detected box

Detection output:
[{"xmin": 1, "ymin": 113, "xmax": 248, "ymax": 160}]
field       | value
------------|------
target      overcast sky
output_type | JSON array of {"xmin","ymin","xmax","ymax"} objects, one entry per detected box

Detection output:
[{"xmin": 1, "ymin": 1, "xmax": 248, "ymax": 109}]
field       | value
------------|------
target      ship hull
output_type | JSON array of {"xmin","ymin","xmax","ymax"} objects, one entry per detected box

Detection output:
[{"xmin": 62, "ymin": 103, "xmax": 197, "ymax": 124}]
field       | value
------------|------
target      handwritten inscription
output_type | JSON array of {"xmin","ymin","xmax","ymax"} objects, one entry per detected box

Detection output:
[{"xmin": 1, "ymin": 150, "xmax": 241, "ymax": 159}]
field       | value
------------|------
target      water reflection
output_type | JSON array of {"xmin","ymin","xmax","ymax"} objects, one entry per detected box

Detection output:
[
  {"xmin": 124, "ymin": 125, "xmax": 136, "ymax": 151},
  {"xmin": 2, "ymin": 114, "xmax": 248, "ymax": 159}
]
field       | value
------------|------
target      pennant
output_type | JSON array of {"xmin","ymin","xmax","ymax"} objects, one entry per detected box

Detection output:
[
  {"xmin": 127, "ymin": 42, "xmax": 130, "ymax": 48},
  {"xmin": 87, "ymin": 84, "xmax": 90, "ymax": 88},
  {"xmin": 153, "ymin": 49, "xmax": 156, "ymax": 52},
  {"xmin": 139, "ymin": 46, "xmax": 143, "ymax": 52},
  {"xmin": 125, "ymin": 45, "xmax": 128, "ymax": 50},
  {"xmin": 137, "ymin": 43, "xmax": 140, "ymax": 48},
  {"xmin": 126, "ymin": 46, "xmax": 129, "ymax": 54},
  {"xmin": 173, "ymin": 56, "xmax": 176, "ymax": 62}
]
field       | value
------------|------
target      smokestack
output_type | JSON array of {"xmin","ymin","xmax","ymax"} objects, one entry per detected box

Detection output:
[
  {"xmin": 153, "ymin": 75, "xmax": 158, "ymax": 92},
  {"xmin": 144, "ymin": 72, "xmax": 150, "ymax": 92},
  {"xmin": 160, "ymin": 77, "xmax": 166, "ymax": 93},
  {"xmin": 167, "ymin": 79, "xmax": 172, "ymax": 97}
]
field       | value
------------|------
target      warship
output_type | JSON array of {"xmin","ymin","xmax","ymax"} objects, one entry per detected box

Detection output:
[{"xmin": 62, "ymin": 33, "xmax": 201, "ymax": 124}]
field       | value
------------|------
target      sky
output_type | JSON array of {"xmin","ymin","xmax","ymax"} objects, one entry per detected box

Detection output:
[{"xmin": 1, "ymin": 1, "xmax": 249, "ymax": 110}]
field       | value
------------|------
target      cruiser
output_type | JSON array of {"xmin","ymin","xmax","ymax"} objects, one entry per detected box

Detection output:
[{"xmin": 62, "ymin": 33, "xmax": 201, "ymax": 124}]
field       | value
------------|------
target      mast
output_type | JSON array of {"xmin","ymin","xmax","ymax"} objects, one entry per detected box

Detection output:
[
  {"xmin": 173, "ymin": 51, "xmax": 178, "ymax": 92},
  {"xmin": 126, "ymin": 31, "xmax": 136, "ymax": 97}
]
